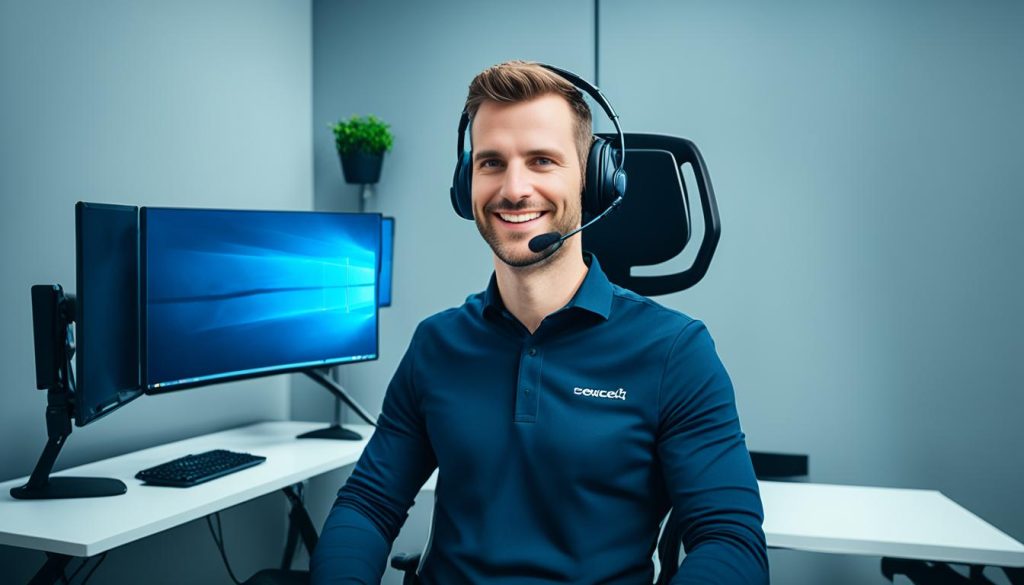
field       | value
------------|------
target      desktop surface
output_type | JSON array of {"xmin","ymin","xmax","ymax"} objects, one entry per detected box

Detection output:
[
  {"xmin": 0, "ymin": 422, "xmax": 372, "ymax": 557},
  {"xmin": 759, "ymin": 480, "xmax": 1024, "ymax": 567},
  {"xmin": 416, "ymin": 472, "xmax": 1024, "ymax": 568},
  {"xmin": 4, "ymin": 425, "xmax": 1023, "ymax": 570}
]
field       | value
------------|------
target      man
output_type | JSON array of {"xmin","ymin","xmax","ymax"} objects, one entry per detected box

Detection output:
[{"xmin": 312, "ymin": 61, "xmax": 768, "ymax": 584}]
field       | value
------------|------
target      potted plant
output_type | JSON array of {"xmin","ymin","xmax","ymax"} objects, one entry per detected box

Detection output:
[{"xmin": 331, "ymin": 115, "xmax": 394, "ymax": 184}]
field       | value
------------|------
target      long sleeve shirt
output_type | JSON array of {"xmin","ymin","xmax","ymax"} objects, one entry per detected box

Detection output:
[{"xmin": 312, "ymin": 255, "xmax": 768, "ymax": 584}]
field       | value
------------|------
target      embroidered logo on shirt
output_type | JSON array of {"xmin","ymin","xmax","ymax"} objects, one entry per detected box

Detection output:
[{"xmin": 573, "ymin": 386, "xmax": 627, "ymax": 401}]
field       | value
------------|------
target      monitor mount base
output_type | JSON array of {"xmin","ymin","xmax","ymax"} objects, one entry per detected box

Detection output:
[
  {"xmin": 296, "ymin": 424, "xmax": 363, "ymax": 441},
  {"xmin": 297, "ymin": 368, "xmax": 378, "ymax": 441},
  {"xmin": 10, "ymin": 285, "xmax": 127, "ymax": 500}
]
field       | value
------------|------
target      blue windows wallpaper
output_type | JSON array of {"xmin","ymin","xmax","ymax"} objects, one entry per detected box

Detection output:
[{"xmin": 142, "ymin": 208, "xmax": 380, "ymax": 390}]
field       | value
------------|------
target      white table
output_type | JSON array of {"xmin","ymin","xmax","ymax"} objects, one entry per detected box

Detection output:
[
  {"xmin": 760, "ymin": 480, "xmax": 1024, "ymax": 570},
  {"xmin": 0, "ymin": 421, "xmax": 373, "ymax": 583},
  {"xmin": 5, "ymin": 424, "xmax": 1024, "ymax": 584},
  {"xmin": 419, "ymin": 472, "xmax": 1024, "ymax": 583}
]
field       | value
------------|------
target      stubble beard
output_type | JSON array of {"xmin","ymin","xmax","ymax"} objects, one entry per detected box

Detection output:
[{"xmin": 475, "ymin": 198, "xmax": 582, "ymax": 269}]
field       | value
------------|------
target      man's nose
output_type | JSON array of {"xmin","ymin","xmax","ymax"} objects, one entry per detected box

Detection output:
[{"xmin": 499, "ymin": 161, "xmax": 533, "ymax": 199}]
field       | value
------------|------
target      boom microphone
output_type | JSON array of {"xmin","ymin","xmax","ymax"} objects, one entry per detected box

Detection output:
[
  {"xmin": 528, "ymin": 232, "xmax": 563, "ymax": 253},
  {"xmin": 527, "ymin": 196, "xmax": 623, "ymax": 254}
]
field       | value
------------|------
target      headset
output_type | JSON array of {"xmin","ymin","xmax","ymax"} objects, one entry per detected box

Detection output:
[{"xmin": 449, "ymin": 64, "xmax": 627, "ymax": 253}]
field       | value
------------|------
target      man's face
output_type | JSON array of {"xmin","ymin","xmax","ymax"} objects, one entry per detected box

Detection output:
[{"xmin": 470, "ymin": 94, "xmax": 584, "ymax": 268}]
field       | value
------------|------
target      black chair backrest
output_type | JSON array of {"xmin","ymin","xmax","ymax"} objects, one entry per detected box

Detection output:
[{"xmin": 582, "ymin": 133, "xmax": 720, "ymax": 296}]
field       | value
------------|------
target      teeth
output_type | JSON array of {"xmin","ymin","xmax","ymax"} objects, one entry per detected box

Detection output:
[{"xmin": 499, "ymin": 212, "xmax": 542, "ymax": 223}]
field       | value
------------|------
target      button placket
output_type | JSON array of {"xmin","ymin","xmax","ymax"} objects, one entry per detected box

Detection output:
[{"xmin": 514, "ymin": 343, "xmax": 542, "ymax": 423}]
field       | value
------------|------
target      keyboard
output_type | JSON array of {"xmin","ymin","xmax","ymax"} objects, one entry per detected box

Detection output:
[{"xmin": 136, "ymin": 449, "xmax": 267, "ymax": 487}]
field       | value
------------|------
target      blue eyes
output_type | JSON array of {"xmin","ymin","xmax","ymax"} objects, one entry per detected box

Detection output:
[{"xmin": 479, "ymin": 158, "xmax": 554, "ymax": 169}]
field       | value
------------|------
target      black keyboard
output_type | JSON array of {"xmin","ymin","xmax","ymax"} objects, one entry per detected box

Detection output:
[{"xmin": 136, "ymin": 449, "xmax": 267, "ymax": 487}]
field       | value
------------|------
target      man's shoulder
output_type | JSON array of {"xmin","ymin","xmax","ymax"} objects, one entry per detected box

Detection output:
[
  {"xmin": 608, "ymin": 283, "xmax": 699, "ymax": 333},
  {"xmin": 411, "ymin": 290, "xmax": 487, "ymax": 338}
]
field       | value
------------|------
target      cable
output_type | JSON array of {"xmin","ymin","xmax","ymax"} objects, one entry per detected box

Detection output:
[
  {"xmin": 594, "ymin": 0, "xmax": 600, "ymax": 87},
  {"xmin": 76, "ymin": 552, "xmax": 107, "ymax": 585},
  {"xmin": 206, "ymin": 513, "xmax": 243, "ymax": 585},
  {"xmin": 65, "ymin": 325, "xmax": 76, "ymax": 394}
]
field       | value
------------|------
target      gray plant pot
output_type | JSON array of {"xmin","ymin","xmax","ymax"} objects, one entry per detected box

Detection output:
[{"xmin": 339, "ymin": 151, "xmax": 384, "ymax": 184}]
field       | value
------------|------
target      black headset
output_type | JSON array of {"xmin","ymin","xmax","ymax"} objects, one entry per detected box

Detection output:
[{"xmin": 449, "ymin": 64, "xmax": 627, "ymax": 223}]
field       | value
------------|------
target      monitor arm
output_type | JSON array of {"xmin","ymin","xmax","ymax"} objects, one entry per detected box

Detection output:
[{"xmin": 10, "ymin": 285, "xmax": 126, "ymax": 500}]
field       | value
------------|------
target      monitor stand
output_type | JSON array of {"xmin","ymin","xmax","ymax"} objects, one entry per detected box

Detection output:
[
  {"xmin": 10, "ymin": 392, "xmax": 128, "ymax": 499},
  {"xmin": 10, "ymin": 415, "xmax": 127, "ymax": 499},
  {"xmin": 297, "ymin": 368, "xmax": 378, "ymax": 441},
  {"xmin": 11, "ymin": 287, "xmax": 126, "ymax": 499},
  {"xmin": 297, "ymin": 425, "xmax": 362, "ymax": 441}
]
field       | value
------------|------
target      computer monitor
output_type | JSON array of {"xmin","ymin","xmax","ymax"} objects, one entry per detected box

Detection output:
[
  {"xmin": 141, "ymin": 208, "xmax": 381, "ymax": 393},
  {"xmin": 75, "ymin": 201, "xmax": 143, "ymax": 426},
  {"xmin": 379, "ymin": 217, "xmax": 394, "ymax": 307}
]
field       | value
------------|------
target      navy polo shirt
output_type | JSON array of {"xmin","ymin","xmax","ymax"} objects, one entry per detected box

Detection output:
[{"xmin": 312, "ymin": 255, "xmax": 767, "ymax": 585}]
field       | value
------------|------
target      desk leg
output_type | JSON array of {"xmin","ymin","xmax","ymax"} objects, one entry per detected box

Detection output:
[
  {"xmin": 881, "ymin": 557, "xmax": 998, "ymax": 584},
  {"xmin": 280, "ymin": 484, "xmax": 319, "ymax": 571},
  {"xmin": 28, "ymin": 552, "xmax": 73, "ymax": 585}
]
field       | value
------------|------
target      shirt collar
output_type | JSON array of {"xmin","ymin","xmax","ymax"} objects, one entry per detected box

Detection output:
[{"xmin": 482, "ymin": 252, "xmax": 613, "ymax": 321}]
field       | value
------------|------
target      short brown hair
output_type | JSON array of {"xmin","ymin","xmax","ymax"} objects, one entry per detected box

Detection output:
[{"xmin": 464, "ymin": 60, "xmax": 593, "ymax": 174}]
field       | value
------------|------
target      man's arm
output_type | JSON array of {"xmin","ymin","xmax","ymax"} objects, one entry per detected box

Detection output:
[
  {"xmin": 657, "ymin": 320, "xmax": 769, "ymax": 585},
  {"xmin": 311, "ymin": 327, "xmax": 438, "ymax": 585}
]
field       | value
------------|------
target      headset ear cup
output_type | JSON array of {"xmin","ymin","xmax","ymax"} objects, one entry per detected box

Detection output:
[
  {"xmin": 584, "ymin": 138, "xmax": 607, "ymax": 220},
  {"xmin": 584, "ymin": 137, "xmax": 623, "ymax": 220},
  {"xmin": 599, "ymin": 144, "xmax": 621, "ymax": 211},
  {"xmin": 450, "ymin": 151, "xmax": 474, "ymax": 220},
  {"xmin": 607, "ymin": 146, "xmax": 626, "ymax": 203}
]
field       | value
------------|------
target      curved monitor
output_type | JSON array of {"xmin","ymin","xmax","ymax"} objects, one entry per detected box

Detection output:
[
  {"xmin": 75, "ymin": 202, "xmax": 143, "ymax": 425},
  {"xmin": 141, "ymin": 208, "xmax": 381, "ymax": 393}
]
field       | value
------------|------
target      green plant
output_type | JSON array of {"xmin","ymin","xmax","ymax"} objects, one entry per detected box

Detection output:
[{"xmin": 331, "ymin": 115, "xmax": 394, "ymax": 155}]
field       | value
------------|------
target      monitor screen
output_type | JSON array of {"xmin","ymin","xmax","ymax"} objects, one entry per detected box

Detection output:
[
  {"xmin": 141, "ymin": 208, "xmax": 380, "ymax": 393},
  {"xmin": 379, "ymin": 217, "xmax": 394, "ymax": 307},
  {"xmin": 75, "ymin": 201, "xmax": 142, "ymax": 426}
]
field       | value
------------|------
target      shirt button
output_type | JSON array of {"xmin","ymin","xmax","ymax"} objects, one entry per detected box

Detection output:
[
  {"xmin": 527, "ymin": 348, "xmax": 537, "ymax": 357},
  {"xmin": 524, "ymin": 388, "xmax": 531, "ymax": 394}
]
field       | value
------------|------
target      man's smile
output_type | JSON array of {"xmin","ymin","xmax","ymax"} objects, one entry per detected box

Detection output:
[{"xmin": 494, "ymin": 210, "xmax": 548, "ymax": 228}]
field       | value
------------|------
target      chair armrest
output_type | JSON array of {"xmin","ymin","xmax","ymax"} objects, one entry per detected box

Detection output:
[
  {"xmin": 750, "ymin": 451, "xmax": 809, "ymax": 480},
  {"xmin": 390, "ymin": 553, "xmax": 422, "ymax": 585}
]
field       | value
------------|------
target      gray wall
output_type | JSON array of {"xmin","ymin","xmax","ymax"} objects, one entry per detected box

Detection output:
[
  {"xmin": 307, "ymin": 1, "xmax": 1024, "ymax": 584},
  {"xmin": 0, "ymin": 0, "xmax": 312, "ymax": 582},
  {"xmin": 602, "ymin": 1, "xmax": 1024, "ymax": 582}
]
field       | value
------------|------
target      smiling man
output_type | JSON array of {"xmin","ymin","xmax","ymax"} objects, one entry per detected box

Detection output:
[{"xmin": 312, "ymin": 61, "xmax": 768, "ymax": 585}]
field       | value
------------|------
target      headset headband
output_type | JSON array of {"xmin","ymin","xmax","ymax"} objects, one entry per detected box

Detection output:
[{"xmin": 455, "ymin": 64, "xmax": 626, "ymax": 171}]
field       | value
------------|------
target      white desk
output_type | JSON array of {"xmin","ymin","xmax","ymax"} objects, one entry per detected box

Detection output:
[
  {"xmin": 4, "ymin": 424, "xmax": 1024, "ymax": 584},
  {"xmin": 760, "ymin": 480, "xmax": 1024, "ymax": 569},
  {"xmin": 0, "ymin": 421, "xmax": 373, "ymax": 558},
  {"xmin": 419, "ymin": 472, "xmax": 1024, "ymax": 578}
]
